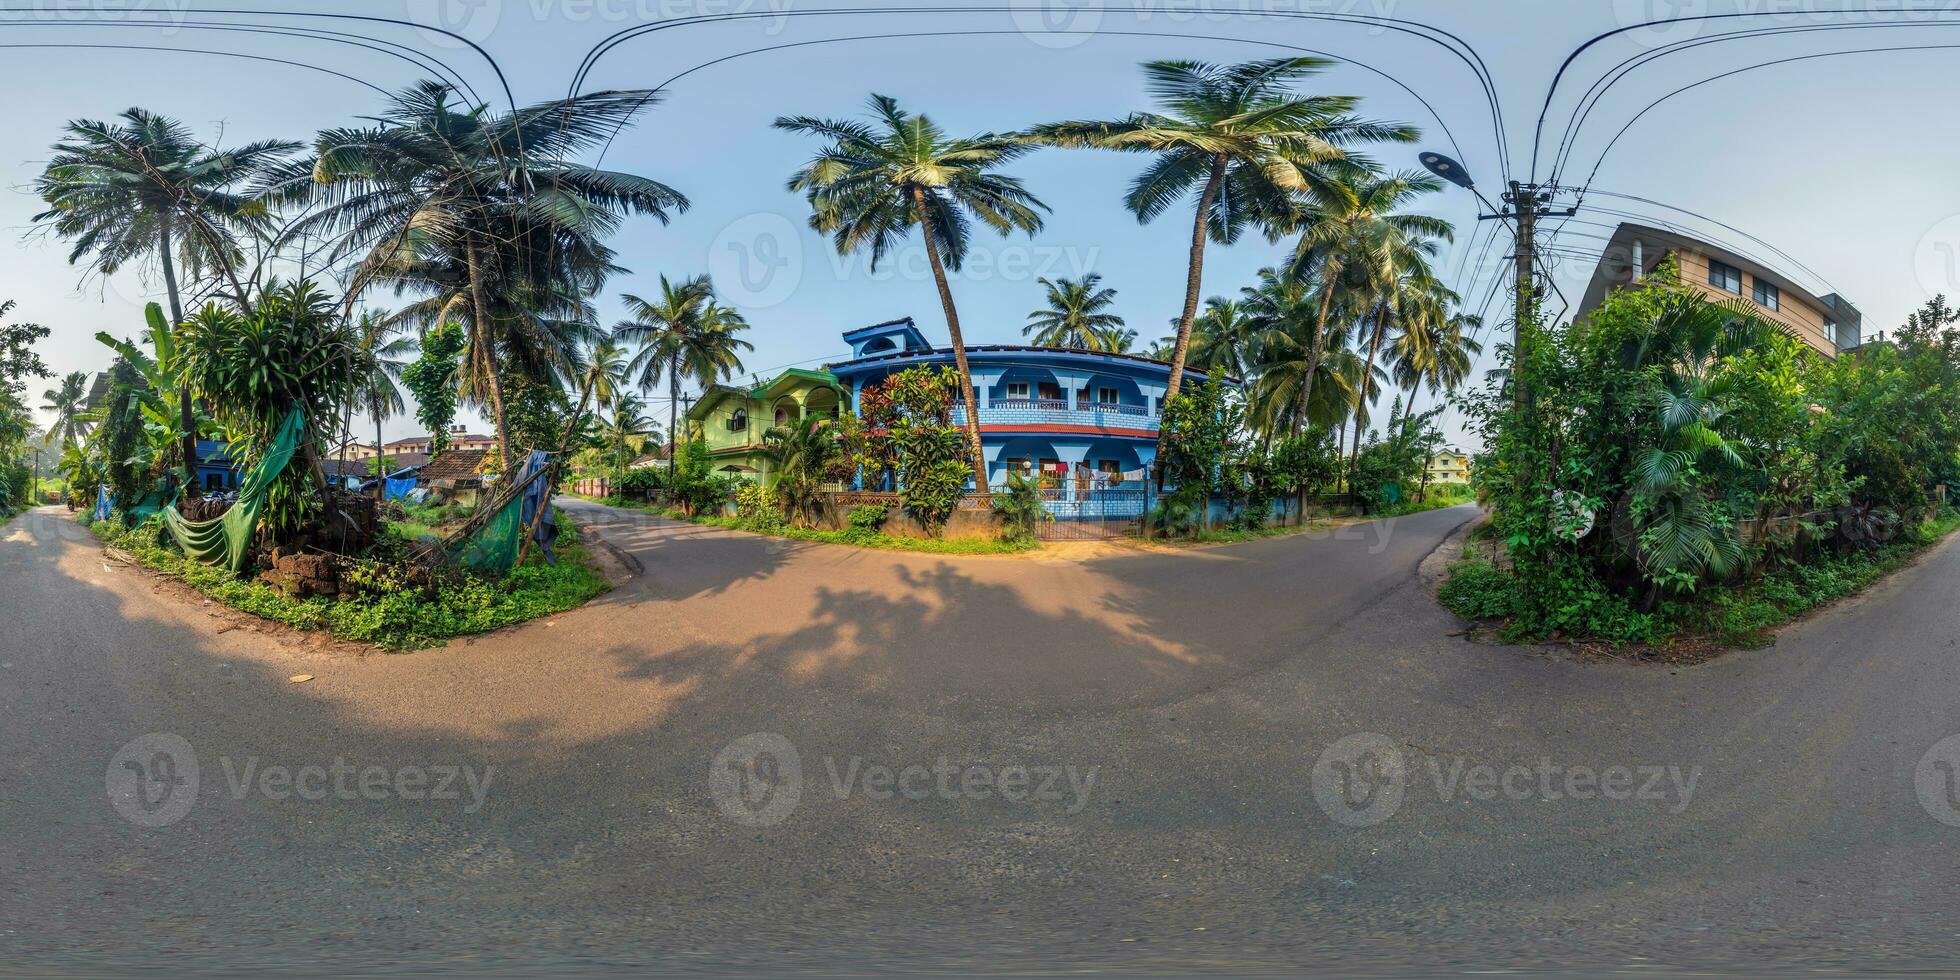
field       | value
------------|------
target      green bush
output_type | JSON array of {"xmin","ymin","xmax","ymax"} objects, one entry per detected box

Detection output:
[
  {"xmin": 93, "ymin": 512, "xmax": 608, "ymax": 650},
  {"xmin": 844, "ymin": 503, "xmax": 889, "ymax": 544},
  {"xmin": 734, "ymin": 482, "xmax": 787, "ymax": 534},
  {"xmin": 991, "ymin": 474, "xmax": 1050, "ymax": 544}
]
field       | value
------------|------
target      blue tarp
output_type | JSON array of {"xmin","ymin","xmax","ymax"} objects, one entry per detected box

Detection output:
[
  {"xmin": 515, "ymin": 449, "xmax": 558, "ymax": 565},
  {"xmin": 383, "ymin": 477, "xmax": 419, "ymax": 501},
  {"xmin": 92, "ymin": 486, "xmax": 113, "ymax": 523}
]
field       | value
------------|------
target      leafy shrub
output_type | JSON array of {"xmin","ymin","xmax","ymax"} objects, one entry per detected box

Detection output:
[
  {"xmin": 991, "ymin": 473, "xmax": 1050, "ymax": 543},
  {"xmin": 615, "ymin": 468, "xmax": 663, "ymax": 499},
  {"xmin": 734, "ymin": 481, "xmax": 787, "ymax": 533},
  {"xmin": 1438, "ymin": 559, "xmax": 1519, "ymax": 620},
  {"xmin": 844, "ymin": 503, "xmax": 888, "ymax": 544}
]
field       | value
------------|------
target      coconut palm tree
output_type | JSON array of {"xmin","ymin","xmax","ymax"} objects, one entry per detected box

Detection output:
[
  {"xmin": 761, "ymin": 414, "xmax": 843, "ymax": 526},
  {"xmin": 775, "ymin": 95, "xmax": 1049, "ymax": 494},
  {"xmin": 600, "ymin": 391, "xmax": 659, "ymax": 479},
  {"xmin": 1393, "ymin": 309, "xmax": 1483, "ymax": 417},
  {"xmin": 1179, "ymin": 297, "xmax": 1260, "ymax": 380},
  {"xmin": 1024, "ymin": 274, "xmax": 1126, "ymax": 350},
  {"xmin": 1284, "ymin": 169, "xmax": 1453, "ymax": 413},
  {"xmin": 1027, "ymin": 57, "xmax": 1420, "ymax": 403},
  {"xmin": 346, "ymin": 311, "xmax": 415, "ymax": 495},
  {"xmin": 1241, "ymin": 268, "xmax": 1350, "ymax": 437},
  {"xmin": 271, "ymin": 80, "xmax": 689, "ymax": 462},
  {"xmin": 34, "ymin": 109, "xmax": 297, "ymax": 481},
  {"xmin": 39, "ymin": 372, "xmax": 92, "ymax": 448},
  {"xmin": 613, "ymin": 275, "xmax": 751, "ymax": 476},
  {"xmin": 1345, "ymin": 252, "xmax": 1453, "ymax": 488}
]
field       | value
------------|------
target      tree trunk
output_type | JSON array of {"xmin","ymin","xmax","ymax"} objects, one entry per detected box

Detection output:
[
  {"xmin": 912, "ymin": 186, "xmax": 989, "ymax": 495},
  {"xmin": 1347, "ymin": 304, "xmax": 1390, "ymax": 493},
  {"xmin": 464, "ymin": 239, "xmax": 512, "ymax": 466},
  {"xmin": 516, "ymin": 372, "xmax": 601, "ymax": 566},
  {"xmin": 1301, "ymin": 264, "xmax": 1340, "ymax": 413},
  {"xmin": 668, "ymin": 353, "xmax": 680, "ymax": 479},
  {"xmin": 158, "ymin": 221, "xmax": 200, "ymax": 498},
  {"xmin": 1164, "ymin": 153, "xmax": 1228, "ymax": 402}
]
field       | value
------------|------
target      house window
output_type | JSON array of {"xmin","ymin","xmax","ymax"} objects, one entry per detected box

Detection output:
[
  {"xmin": 204, "ymin": 472, "xmax": 224, "ymax": 491},
  {"xmin": 1039, "ymin": 458, "xmax": 1064, "ymax": 487},
  {"xmin": 1708, "ymin": 259, "xmax": 1743, "ymax": 294},
  {"xmin": 1037, "ymin": 382, "xmax": 1063, "ymax": 402},
  {"xmin": 1097, "ymin": 386, "xmax": 1119, "ymax": 405},
  {"xmin": 1752, "ymin": 278, "xmax": 1780, "ymax": 311},
  {"xmin": 774, "ymin": 408, "xmax": 788, "ymax": 425},
  {"xmin": 1005, "ymin": 381, "xmax": 1030, "ymax": 400},
  {"xmin": 1006, "ymin": 457, "xmax": 1032, "ymax": 478},
  {"xmin": 1098, "ymin": 459, "xmax": 1123, "ymax": 486},
  {"xmin": 727, "ymin": 409, "xmax": 747, "ymax": 433}
]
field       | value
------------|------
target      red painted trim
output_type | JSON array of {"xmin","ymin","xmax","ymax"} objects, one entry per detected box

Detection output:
[{"xmin": 977, "ymin": 423, "xmax": 1157, "ymax": 439}]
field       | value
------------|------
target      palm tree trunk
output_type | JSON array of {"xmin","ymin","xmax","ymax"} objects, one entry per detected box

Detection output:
[
  {"xmin": 516, "ymin": 373, "xmax": 601, "ymax": 566},
  {"xmin": 157, "ymin": 221, "xmax": 200, "ymax": 499},
  {"xmin": 912, "ymin": 186, "xmax": 989, "ymax": 494},
  {"xmin": 668, "ymin": 354, "xmax": 680, "ymax": 479},
  {"xmin": 464, "ymin": 238, "xmax": 512, "ymax": 466},
  {"xmin": 1301, "ymin": 266, "xmax": 1339, "ymax": 413},
  {"xmin": 374, "ymin": 399, "xmax": 386, "ymax": 502},
  {"xmin": 1164, "ymin": 153, "xmax": 1228, "ymax": 401},
  {"xmin": 1347, "ymin": 304, "xmax": 1390, "ymax": 492}
]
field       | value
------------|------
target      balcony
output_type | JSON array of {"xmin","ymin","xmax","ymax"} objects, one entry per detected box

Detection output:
[{"xmin": 953, "ymin": 397, "xmax": 1159, "ymax": 431}]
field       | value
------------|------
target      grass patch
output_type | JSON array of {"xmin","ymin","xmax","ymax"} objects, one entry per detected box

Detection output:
[
  {"xmin": 588, "ymin": 494, "xmax": 1037, "ymax": 556},
  {"xmin": 1440, "ymin": 510, "xmax": 1960, "ymax": 654},
  {"xmin": 91, "ymin": 508, "xmax": 609, "ymax": 650}
]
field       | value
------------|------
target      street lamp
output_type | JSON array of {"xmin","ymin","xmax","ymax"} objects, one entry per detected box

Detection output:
[{"xmin": 1419, "ymin": 151, "xmax": 1475, "ymax": 191}]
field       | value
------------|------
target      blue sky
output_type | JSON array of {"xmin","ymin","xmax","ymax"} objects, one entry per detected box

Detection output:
[{"xmin": 8, "ymin": 0, "xmax": 1960, "ymax": 451}]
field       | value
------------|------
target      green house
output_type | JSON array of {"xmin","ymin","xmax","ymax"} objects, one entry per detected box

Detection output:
[{"xmin": 683, "ymin": 368, "xmax": 848, "ymax": 482}]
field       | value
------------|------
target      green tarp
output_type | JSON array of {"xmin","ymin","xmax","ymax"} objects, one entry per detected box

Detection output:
[{"xmin": 160, "ymin": 411, "xmax": 305, "ymax": 574}]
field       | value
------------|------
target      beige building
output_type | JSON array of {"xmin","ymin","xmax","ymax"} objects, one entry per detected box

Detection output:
[
  {"xmin": 1576, "ymin": 223, "xmax": 1863, "ymax": 359},
  {"xmin": 1426, "ymin": 448, "xmax": 1472, "ymax": 485}
]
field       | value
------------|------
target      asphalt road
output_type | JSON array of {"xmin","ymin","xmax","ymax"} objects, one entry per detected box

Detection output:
[{"xmin": 4, "ymin": 499, "xmax": 1960, "ymax": 974}]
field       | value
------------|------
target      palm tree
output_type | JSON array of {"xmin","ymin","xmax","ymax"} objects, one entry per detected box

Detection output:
[
  {"xmin": 1024, "ymin": 274, "xmax": 1126, "ymax": 350},
  {"xmin": 1027, "ymin": 57, "xmax": 1420, "ymax": 403},
  {"xmin": 1393, "ymin": 309, "xmax": 1483, "ymax": 417},
  {"xmin": 348, "ymin": 311, "xmax": 414, "ymax": 494},
  {"xmin": 1285, "ymin": 169, "xmax": 1453, "ymax": 414},
  {"xmin": 761, "ymin": 414, "xmax": 843, "ymax": 526},
  {"xmin": 1345, "ymin": 248, "xmax": 1452, "ymax": 488},
  {"xmin": 34, "ymin": 109, "xmax": 297, "ymax": 481},
  {"xmin": 1180, "ymin": 297, "xmax": 1259, "ymax": 380},
  {"xmin": 601, "ymin": 392, "xmax": 659, "ymax": 479},
  {"xmin": 272, "ymin": 80, "xmax": 689, "ymax": 462},
  {"xmin": 39, "ymin": 372, "xmax": 92, "ymax": 448},
  {"xmin": 776, "ymin": 95, "xmax": 1049, "ymax": 494},
  {"xmin": 614, "ymin": 275, "xmax": 751, "ymax": 475},
  {"xmin": 1241, "ymin": 268, "xmax": 1364, "ymax": 442}
]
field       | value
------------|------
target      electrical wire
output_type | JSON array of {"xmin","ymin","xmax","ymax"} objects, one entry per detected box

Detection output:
[
  {"xmin": 567, "ymin": 4, "xmax": 1511, "ymax": 180},
  {"xmin": 0, "ymin": 42, "xmax": 390, "ymax": 96},
  {"xmin": 1550, "ymin": 19, "xmax": 1960, "ymax": 184},
  {"xmin": 0, "ymin": 17, "xmax": 486, "ymax": 107},
  {"xmin": 1531, "ymin": 4, "xmax": 1939, "ymax": 180},
  {"xmin": 0, "ymin": 4, "xmax": 512, "ymax": 109},
  {"xmin": 594, "ymin": 27, "xmax": 1479, "ymax": 170}
]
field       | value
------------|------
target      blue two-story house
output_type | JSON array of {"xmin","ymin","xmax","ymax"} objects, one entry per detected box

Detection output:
[{"xmin": 828, "ymin": 318, "xmax": 1226, "ymax": 510}]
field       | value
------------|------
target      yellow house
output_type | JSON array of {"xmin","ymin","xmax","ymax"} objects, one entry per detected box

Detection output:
[{"xmin": 1426, "ymin": 448, "xmax": 1471, "ymax": 484}]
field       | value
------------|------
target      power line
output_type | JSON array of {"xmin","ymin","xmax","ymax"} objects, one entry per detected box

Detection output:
[
  {"xmin": 1547, "ymin": 19, "xmax": 1959, "ymax": 184},
  {"xmin": 568, "ymin": 4, "xmax": 1511, "ymax": 179},
  {"xmin": 595, "ymin": 27, "xmax": 1480, "ymax": 171},
  {"xmin": 1530, "ymin": 4, "xmax": 1938, "ymax": 180},
  {"xmin": 0, "ymin": 42, "xmax": 390, "ymax": 96}
]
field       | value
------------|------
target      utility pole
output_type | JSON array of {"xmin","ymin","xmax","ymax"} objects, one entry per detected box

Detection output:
[{"xmin": 1498, "ymin": 181, "xmax": 1574, "ymax": 406}]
